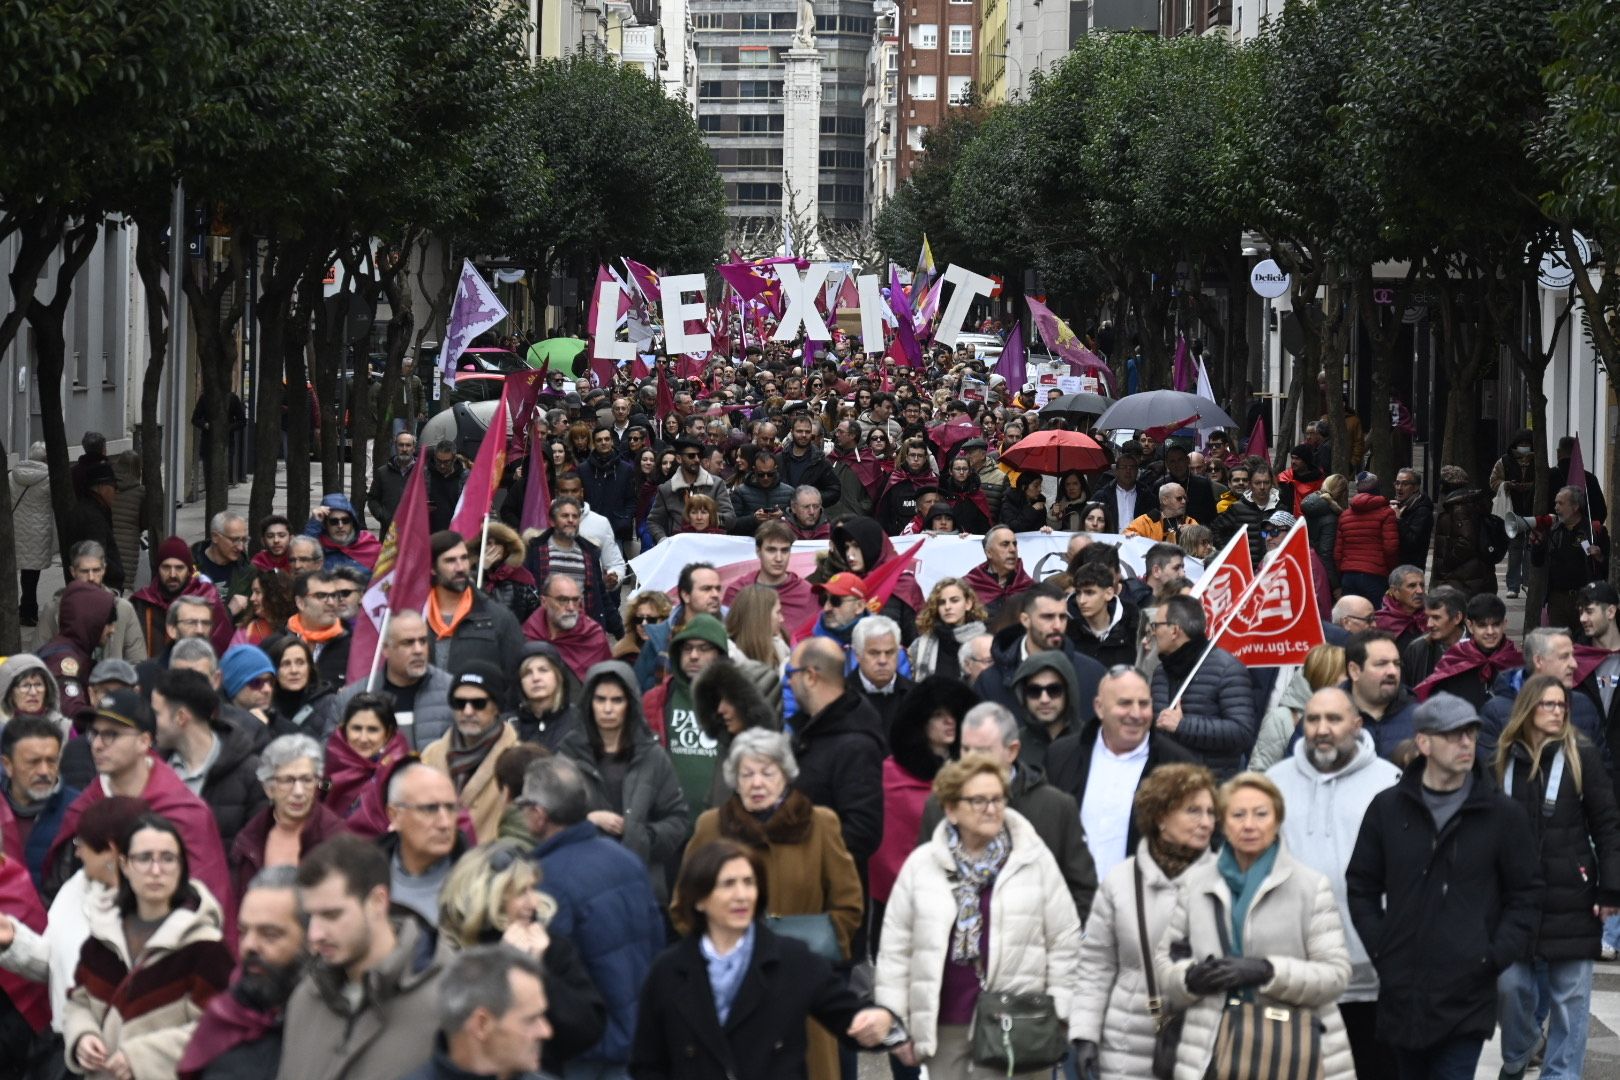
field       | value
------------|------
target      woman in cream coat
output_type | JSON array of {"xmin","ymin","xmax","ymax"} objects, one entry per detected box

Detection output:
[
  {"xmin": 876, "ymin": 754, "xmax": 1081, "ymax": 1079},
  {"xmin": 1069, "ymin": 764, "xmax": 1220, "ymax": 1080},
  {"xmin": 1155, "ymin": 772, "xmax": 1354, "ymax": 1080}
]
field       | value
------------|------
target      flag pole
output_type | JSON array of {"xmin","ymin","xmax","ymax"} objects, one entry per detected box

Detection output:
[
  {"xmin": 366, "ymin": 607, "xmax": 392, "ymax": 693},
  {"xmin": 476, "ymin": 514, "xmax": 492, "ymax": 590}
]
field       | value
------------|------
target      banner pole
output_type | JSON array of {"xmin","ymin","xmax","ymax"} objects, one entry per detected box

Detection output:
[
  {"xmin": 366, "ymin": 608, "xmax": 392, "ymax": 693},
  {"xmin": 476, "ymin": 514, "xmax": 492, "ymax": 590}
]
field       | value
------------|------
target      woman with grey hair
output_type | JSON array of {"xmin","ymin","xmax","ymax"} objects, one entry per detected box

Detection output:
[
  {"xmin": 675, "ymin": 728, "xmax": 864, "ymax": 1080},
  {"xmin": 228, "ymin": 733, "xmax": 351, "ymax": 901}
]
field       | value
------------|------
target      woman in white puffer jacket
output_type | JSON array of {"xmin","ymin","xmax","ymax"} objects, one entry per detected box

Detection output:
[
  {"xmin": 876, "ymin": 753, "xmax": 1081, "ymax": 1080},
  {"xmin": 1069, "ymin": 763, "xmax": 1220, "ymax": 1080}
]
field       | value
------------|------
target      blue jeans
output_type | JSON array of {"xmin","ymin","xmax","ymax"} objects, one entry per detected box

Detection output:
[
  {"xmin": 1498, "ymin": 957, "xmax": 1593, "ymax": 1080},
  {"xmin": 1340, "ymin": 571, "xmax": 1386, "ymax": 606},
  {"xmin": 1391, "ymin": 1037, "xmax": 1483, "ymax": 1080},
  {"xmin": 1506, "ymin": 532, "xmax": 1529, "ymax": 593},
  {"xmin": 1602, "ymin": 913, "xmax": 1620, "ymax": 951}
]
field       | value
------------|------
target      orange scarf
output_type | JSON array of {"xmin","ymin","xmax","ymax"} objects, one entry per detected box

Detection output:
[
  {"xmin": 427, "ymin": 587, "xmax": 474, "ymax": 638},
  {"xmin": 287, "ymin": 614, "xmax": 344, "ymax": 645}
]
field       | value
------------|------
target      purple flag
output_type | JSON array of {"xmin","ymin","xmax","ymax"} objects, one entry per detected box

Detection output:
[
  {"xmin": 888, "ymin": 265, "xmax": 922, "ymax": 368},
  {"xmin": 1172, "ymin": 335, "xmax": 1193, "ymax": 393},
  {"xmin": 437, "ymin": 259, "xmax": 508, "ymax": 386},
  {"xmin": 1027, "ymin": 296, "xmax": 1116, "ymax": 393},
  {"xmin": 995, "ymin": 321, "xmax": 1027, "ymax": 393},
  {"xmin": 520, "ymin": 431, "xmax": 552, "ymax": 533}
]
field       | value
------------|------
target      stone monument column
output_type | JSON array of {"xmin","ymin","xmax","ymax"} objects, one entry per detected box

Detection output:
[{"xmin": 781, "ymin": 0, "xmax": 823, "ymax": 256}]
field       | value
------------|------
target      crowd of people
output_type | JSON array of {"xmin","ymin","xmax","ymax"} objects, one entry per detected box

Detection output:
[{"xmin": 0, "ymin": 337, "xmax": 1615, "ymax": 1080}]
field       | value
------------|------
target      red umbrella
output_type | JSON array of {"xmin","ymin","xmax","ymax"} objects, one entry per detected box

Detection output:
[{"xmin": 1000, "ymin": 430, "xmax": 1110, "ymax": 474}]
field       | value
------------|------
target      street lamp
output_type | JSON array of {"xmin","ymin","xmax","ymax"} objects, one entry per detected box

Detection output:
[{"xmin": 991, "ymin": 51, "xmax": 1024, "ymax": 99}]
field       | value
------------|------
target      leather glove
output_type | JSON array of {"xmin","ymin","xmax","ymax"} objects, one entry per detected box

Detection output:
[
  {"xmin": 1216, "ymin": 956, "xmax": 1275, "ymax": 990},
  {"xmin": 1184, "ymin": 957, "xmax": 1228, "ymax": 995},
  {"xmin": 1071, "ymin": 1039, "xmax": 1100, "ymax": 1080}
]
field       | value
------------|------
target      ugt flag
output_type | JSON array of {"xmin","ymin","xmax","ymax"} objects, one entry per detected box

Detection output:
[
  {"xmin": 1208, "ymin": 519, "xmax": 1325, "ymax": 667},
  {"xmin": 437, "ymin": 260, "xmax": 508, "ymax": 386},
  {"xmin": 1190, "ymin": 530, "xmax": 1254, "ymax": 634}
]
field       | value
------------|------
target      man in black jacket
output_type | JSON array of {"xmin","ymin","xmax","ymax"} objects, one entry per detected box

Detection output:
[
  {"xmin": 777, "ymin": 413, "xmax": 841, "ymax": 512},
  {"xmin": 580, "ymin": 426, "xmax": 638, "ymax": 544},
  {"xmin": 851, "ymin": 615, "xmax": 913, "ymax": 740},
  {"xmin": 1089, "ymin": 446, "xmax": 1158, "ymax": 534},
  {"xmin": 1067, "ymin": 562, "xmax": 1140, "ymax": 668},
  {"xmin": 785, "ymin": 636, "xmax": 885, "ymax": 872},
  {"xmin": 1045, "ymin": 666, "xmax": 1196, "ymax": 880},
  {"xmin": 69, "ymin": 461, "xmax": 125, "ymax": 592},
  {"xmin": 1393, "ymin": 468, "xmax": 1435, "ymax": 570},
  {"xmin": 1346, "ymin": 692, "xmax": 1541, "ymax": 1079},
  {"xmin": 973, "ymin": 584, "xmax": 1106, "ymax": 742},
  {"xmin": 366, "ymin": 431, "xmax": 417, "ymax": 536},
  {"xmin": 1160, "ymin": 443, "xmax": 1218, "ymax": 524},
  {"xmin": 424, "ymin": 440, "xmax": 469, "ymax": 534},
  {"xmin": 425, "ymin": 531, "xmax": 524, "ymax": 701},
  {"xmin": 151, "ymin": 667, "xmax": 265, "ymax": 848}
]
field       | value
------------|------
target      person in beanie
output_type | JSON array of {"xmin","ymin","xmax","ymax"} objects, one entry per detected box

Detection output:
[
  {"xmin": 131, "ymin": 535, "xmax": 234, "ymax": 657},
  {"xmin": 221, "ymin": 644, "xmax": 277, "ymax": 715},
  {"xmin": 419, "ymin": 664, "xmax": 520, "ymax": 843},
  {"xmin": 641, "ymin": 614, "xmax": 730, "ymax": 810},
  {"xmin": 1346, "ymin": 692, "xmax": 1542, "ymax": 1080}
]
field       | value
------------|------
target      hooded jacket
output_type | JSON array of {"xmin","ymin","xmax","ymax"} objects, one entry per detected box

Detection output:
[
  {"xmin": 0, "ymin": 653, "xmax": 68, "ymax": 737},
  {"xmin": 870, "ymin": 677, "xmax": 971, "ymax": 903},
  {"xmin": 511, "ymin": 642, "xmax": 582, "ymax": 751},
  {"xmin": 37, "ymin": 583, "xmax": 118, "ymax": 726},
  {"xmin": 1010, "ymin": 650, "xmax": 1085, "ymax": 769},
  {"xmin": 1065, "ymin": 594, "xmax": 1139, "ymax": 670},
  {"xmin": 1150, "ymin": 637, "xmax": 1258, "ymax": 780},
  {"xmin": 788, "ymin": 688, "xmax": 886, "ymax": 868},
  {"xmin": 1334, "ymin": 492, "xmax": 1400, "ymax": 578},
  {"xmin": 63, "ymin": 884, "xmax": 234, "ymax": 1080},
  {"xmin": 1345, "ymin": 759, "xmax": 1542, "ymax": 1049},
  {"xmin": 558, "ymin": 661, "xmax": 691, "ymax": 903},
  {"xmin": 302, "ymin": 494, "xmax": 382, "ymax": 574},
  {"xmin": 1264, "ymin": 730, "xmax": 1401, "ymax": 1001},
  {"xmin": 691, "ymin": 657, "xmax": 781, "ymax": 810},
  {"xmin": 274, "ymin": 916, "xmax": 450, "ymax": 1080},
  {"xmin": 831, "ymin": 516, "xmax": 925, "ymax": 618},
  {"xmin": 973, "ymin": 626, "xmax": 1105, "ymax": 767}
]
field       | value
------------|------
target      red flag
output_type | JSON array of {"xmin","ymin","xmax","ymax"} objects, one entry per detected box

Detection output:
[
  {"xmin": 860, "ymin": 537, "xmax": 924, "ymax": 615},
  {"xmin": 623, "ymin": 257, "xmax": 662, "ymax": 302},
  {"xmin": 1246, "ymin": 414, "xmax": 1269, "ymax": 461},
  {"xmin": 520, "ymin": 432, "xmax": 552, "ymax": 533},
  {"xmin": 1207, "ymin": 520, "xmax": 1324, "ymax": 667},
  {"xmin": 505, "ymin": 369, "xmax": 546, "ymax": 460},
  {"xmin": 450, "ymin": 377, "xmax": 515, "ymax": 538},
  {"xmin": 656, "ymin": 363, "xmax": 675, "ymax": 417},
  {"xmin": 1190, "ymin": 528, "xmax": 1255, "ymax": 633},
  {"xmin": 349, "ymin": 447, "xmax": 433, "ymax": 685}
]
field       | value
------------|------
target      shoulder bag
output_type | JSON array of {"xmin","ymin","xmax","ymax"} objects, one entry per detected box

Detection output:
[
  {"xmin": 765, "ymin": 913, "xmax": 844, "ymax": 964},
  {"xmin": 1207, "ymin": 896, "xmax": 1324, "ymax": 1080},
  {"xmin": 966, "ymin": 910, "xmax": 1067, "ymax": 1077},
  {"xmin": 1134, "ymin": 859, "xmax": 1186, "ymax": 1080}
]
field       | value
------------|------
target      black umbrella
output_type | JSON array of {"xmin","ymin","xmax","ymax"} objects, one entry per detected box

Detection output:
[{"xmin": 1038, "ymin": 393, "xmax": 1114, "ymax": 423}]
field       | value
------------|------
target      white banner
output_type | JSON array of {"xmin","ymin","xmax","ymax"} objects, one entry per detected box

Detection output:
[{"xmin": 628, "ymin": 531, "xmax": 1203, "ymax": 598}]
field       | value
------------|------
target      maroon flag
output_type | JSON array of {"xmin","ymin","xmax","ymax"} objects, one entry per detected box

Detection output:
[
  {"xmin": 1246, "ymin": 414, "xmax": 1269, "ymax": 461},
  {"xmin": 450, "ymin": 377, "xmax": 515, "ymax": 538},
  {"xmin": 656, "ymin": 363, "xmax": 675, "ymax": 416},
  {"xmin": 350, "ymin": 447, "xmax": 433, "ymax": 685}
]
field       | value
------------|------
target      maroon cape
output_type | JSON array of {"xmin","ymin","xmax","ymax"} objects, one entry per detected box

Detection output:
[
  {"xmin": 345, "ymin": 753, "xmax": 477, "ymax": 844},
  {"xmin": 177, "ymin": 982, "xmax": 280, "ymax": 1080},
  {"xmin": 130, "ymin": 574, "xmax": 235, "ymax": 657},
  {"xmin": 47, "ymin": 757, "xmax": 236, "ymax": 945},
  {"xmin": 724, "ymin": 570, "xmax": 818, "ymax": 637},
  {"xmin": 1372, "ymin": 594, "xmax": 1427, "ymax": 641},
  {"xmin": 0, "ymin": 854, "xmax": 50, "ymax": 1031},
  {"xmin": 963, "ymin": 563, "xmax": 1036, "ymax": 611},
  {"xmin": 1415, "ymin": 638, "xmax": 1527, "ymax": 701},
  {"xmin": 828, "ymin": 448, "xmax": 893, "ymax": 502},
  {"xmin": 1576, "ymin": 644, "xmax": 1620, "ymax": 688},
  {"xmin": 522, "ymin": 608, "xmax": 613, "ymax": 674},
  {"xmin": 318, "ymin": 529, "xmax": 383, "ymax": 570},
  {"xmin": 323, "ymin": 728, "xmax": 412, "ymax": 819},
  {"xmin": 249, "ymin": 550, "xmax": 289, "ymax": 573}
]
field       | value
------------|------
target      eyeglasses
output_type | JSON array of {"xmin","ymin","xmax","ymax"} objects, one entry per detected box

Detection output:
[
  {"xmin": 394, "ymin": 801, "xmax": 458, "ymax": 818},
  {"xmin": 326, "ymin": 516, "xmax": 354, "ymax": 527},
  {"xmin": 309, "ymin": 592, "xmax": 340, "ymax": 603},
  {"xmin": 1535, "ymin": 700, "xmax": 1569, "ymax": 712},
  {"xmin": 222, "ymin": 534, "xmax": 249, "ymax": 546},
  {"xmin": 1340, "ymin": 614, "xmax": 1373, "ymax": 627},
  {"xmin": 126, "ymin": 851, "xmax": 180, "ymax": 868},
  {"xmin": 269, "ymin": 774, "xmax": 321, "ymax": 790},
  {"xmin": 452, "ymin": 696, "xmax": 492, "ymax": 712},
  {"xmin": 956, "ymin": 795, "xmax": 1007, "ymax": 813},
  {"xmin": 545, "ymin": 594, "xmax": 583, "ymax": 607},
  {"xmin": 291, "ymin": 555, "xmax": 322, "ymax": 565},
  {"xmin": 88, "ymin": 727, "xmax": 137, "ymax": 744},
  {"xmin": 1023, "ymin": 682, "xmax": 1066, "ymax": 700},
  {"xmin": 13, "ymin": 678, "xmax": 46, "ymax": 694},
  {"xmin": 783, "ymin": 662, "xmax": 806, "ymax": 681},
  {"xmin": 176, "ymin": 617, "xmax": 214, "ymax": 630}
]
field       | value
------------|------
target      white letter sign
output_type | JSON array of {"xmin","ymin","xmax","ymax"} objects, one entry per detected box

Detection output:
[
  {"xmin": 660, "ymin": 273, "xmax": 712, "ymax": 355},
  {"xmin": 934, "ymin": 263, "xmax": 996, "ymax": 348},
  {"xmin": 771, "ymin": 262, "xmax": 833, "ymax": 342},
  {"xmin": 591, "ymin": 281, "xmax": 634, "ymax": 361}
]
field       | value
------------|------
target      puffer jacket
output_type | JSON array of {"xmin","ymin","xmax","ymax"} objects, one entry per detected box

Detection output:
[
  {"xmin": 1248, "ymin": 668, "xmax": 1311, "ymax": 773},
  {"xmin": 1499, "ymin": 737, "xmax": 1620, "ymax": 961},
  {"xmin": 1430, "ymin": 488, "xmax": 1498, "ymax": 596},
  {"xmin": 729, "ymin": 478, "xmax": 796, "ymax": 533},
  {"xmin": 196, "ymin": 717, "xmax": 268, "ymax": 848},
  {"xmin": 1150, "ymin": 641, "xmax": 1259, "ymax": 779},
  {"xmin": 109, "ymin": 452, "xmax": 146, "ymax": 585},
  {"xmin": 1157, "ymin": 843, "xmax": 1354, "ymax": 1080},
  {"xmin": 1264, "ymin": 731, "xmax": 1401, "ymax": 1001},
  {"xmin": 1070, "ymin": 842, "xmax": 1217, "ymax": 1080},
  {"xmin": 1334, "ymin": 493, "xmax": 1399, "ymax": 578},
  {"xmin": 320, "ymin": 665, "xmax": 456, "ymax": 749},
  {"xmin": 419, "ymin": 720, "xmax": 522, "ymax": 843},
  {"xmin": 875, "ymin": 809, "xmax": 1082, "ymax": 1059},
  {"xmin": 646, "ymin": 469, "xmax": 736, "ymax": 542},
  {"xmin": 1300, "ymin": 490, "xmax": 1343, "ymax": 588},
  {"xmin": 62, "ymin": 885, "xmax": 234, "ymax": 1080},
  {"xmin": 12, "ymin": 453, "xmax": 56, "ymax": 571}
]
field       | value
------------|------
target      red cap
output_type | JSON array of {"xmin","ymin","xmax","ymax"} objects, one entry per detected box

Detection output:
[{"xmin": 817, "ymin": 572, "xmax": 869, "ymax": 600}]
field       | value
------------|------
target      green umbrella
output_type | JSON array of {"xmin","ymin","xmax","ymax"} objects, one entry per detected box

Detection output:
[{"xmin": 525, "ymin": 337, "xmax": 589, "ymax": 376}]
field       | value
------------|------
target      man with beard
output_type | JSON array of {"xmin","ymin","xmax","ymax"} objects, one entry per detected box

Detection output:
[
  {"xmin": 522, "ymin": 574, "xmax": 612, "ymax": 677},
  {"xmin": 580, "ymin": 427, "xmax": 638, "ymax": 548},
  {"xmin": 1007, "ymin": 650, "xmax": 1084, "ymax": 769},
  {"xmin": 304, "ymin": 494, "xmax": 382, "ymax": 576},
  {"xmin": 0, "ymin": 717, "xmax": 78, "ymax": 890},
  {"xmin": 875, "ymin": 438, "xmax": 936, "ymax": 535},
  {"xmin": 1342, "ymin": 630, "xmax": 1419, "ymax": 761},
  {"xmin": 778, "ymin": 412, "xmax": 840, "ymax": 511},
  {"xmin": 1265, "ymin": 688, "xmax": 1400, "ymax": 1079},
  {"xmin": 425, "ymin": 531, "xmax": 523, "ymax": 695},
  {"xmin": 827, "ymin": 419, "xmax": 878, "ymax": 522},
  {"xmin": 366, "ymin": 431, "xmax": 418, "ymax": 537},
  {"xmin": 1414, "ymin": 592, "xmax": 1524, "ymax": 709},
  {"xmin": 1277, "ymin": 443, "xmax": 1325, "ymax": 516},
  {"xmin": 130, "ymin": 535, "xmax": 234, "ymax": 657},
  {"xmin": 287, "ymin": 572, "xmax": 353, "ymax": 691},
  {"xmin": 523, "ymin": 496, "xmax": 615, "ymax": 633},
  {"xmin": 647, "ymin": 438, "xmax": 736, "ymax": 542},
  {"xmin": 277, "ymin": 835, "xmax": 451, "ymax": 1080},
  {"xmin": 1160, "ymin": 443, "xmax": 1219, "ymax": 523},
  {"xmin": 178, "ymin": 866, "xmax": 307, "ymax": 1080},
  {"xmin": 784, "ymin": 485, "xmax": 830, "ymax": 540},
  {"xmin": 962, "ymin": 525, "xmax": 1035, "ymax": 622},
  {"xmin": 972, "ymin": 583, "xmax": 1105, "ymax": 740},
  {"xmin": 552, "ymin": 472, "xmax": 627, "ymax": 635}
]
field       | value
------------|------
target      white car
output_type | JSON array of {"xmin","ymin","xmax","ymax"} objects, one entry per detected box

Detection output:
[{"xmin": 954, "ymin": 332, "xmax": 1004, "ymax": 364}]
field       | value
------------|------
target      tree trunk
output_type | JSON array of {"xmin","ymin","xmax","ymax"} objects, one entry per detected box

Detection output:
[
  {"xmin": 182, "ymin": 226, "xmax": 247, "ymax": 525},
  {"xmin": 0, "ymin": 435, "xmax": 19, "ymax": 653},
  {"xmin": 133, "ymin": 219, "xmax": 172, "ymax": 561},
  {"xmin": 26, "ymin": 223, "xmax": 101, "ymax": 569},
  {"xmin": 283, "ymin": 258, "xmax": 323, "ymax": 529},
  {"xmin": 248, "ymin": 238, "xmax": 306, "ymax": 538}
]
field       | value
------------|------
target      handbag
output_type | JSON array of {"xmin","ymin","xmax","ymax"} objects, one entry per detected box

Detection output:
[
  {"xmin": 765, "ymin": 913, "xmax": 844, "ymax": 964},
  {"xmin": 1207, "ymin": 898, "xmax": 1324, "ymax": 1080},
  {"xmin": 969, "ymin": 988, "xmax": 1067, "ymax": 1077},
  {"xmin": 1133, "ymin": 860, "xmax": 1185, "ymax": 1080}
]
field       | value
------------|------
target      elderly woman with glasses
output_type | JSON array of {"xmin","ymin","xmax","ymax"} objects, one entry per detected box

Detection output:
[
  {"xmin": 677, "ymin": 729, "xmax": 863, "ymax": 1080},
  {"xmin": 229, "ymin": 734, "xmax": 350, "ymax": 902},
  {"xmin": 877, "ymin": 754, "xmax": 1081, "ymax": 1079}
]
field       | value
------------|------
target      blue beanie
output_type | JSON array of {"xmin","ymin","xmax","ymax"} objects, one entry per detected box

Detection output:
[{"xmin": 220, "ymin": 645, "xmax": 275, "ymax": 699}]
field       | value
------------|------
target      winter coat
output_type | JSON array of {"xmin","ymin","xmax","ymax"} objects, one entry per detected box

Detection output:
[
  {"xmin": 1070, "ymin": 843, "xmax": 1217, "ymax": 1080},
  {"xmin": 194, "ymin": 717, "xmax": 268, "ymax": 849},
  {"xmin": 524, "ymin": 531, "xmax": 614, "ymax": 630},
  {"xmin": 63, "ymin": 885, "xmax": 234, "ymax": 1080},
  {"xmin": 1345, "ymin": 760, "xmax": 1542, "ymax": 1049},
  {"xmin": 11, "ymin": 457, "xmax": 56, "ymax": 571},
  {"xmin": 691, "ymin": 658, "xmax": 781, "ymax": 811},
  {"xmin": 973, "ymin": 625, "xmax": 1106, "ymax": 760},
  {"xmin": 870, "ymin": 676, "xmax": 969, "ymax": 904},
  {"xmin": 109, "ymin": 453, "xmax": 147, "ymax": 586},
  {"xmin": 778, "ymin": 442, "xmax": 841, "ymax": 512},
  {"xmin": 1394, "ymin": 492, "xmax": 1434, "ymax": 570},
  {"xmin": 1300, "ymin": 491, "xmax": 1344, "ymax": 588},
  {"xmin": 998, "ymin": 485, "xmax": 1048, "ymax": 533},
  {"xmin": 365, "ymin": 458, "xmax": 412, "ymax": 535},
  {"xmin": 559, "ymin": 661, "xmax": 691, "ymax": 903},
  {"xmin": 788, "ymin": 689, "xmax": 887, "ymax": 869},
  {"xmin": 1249, "ymin": 669, "xmax": 1311, "ymax": 773},
  {"xmin": 1156, "ymin": 843, "xmax": 1354, "ymax": 1080},
  {"xmin": 874, "ymin": 809, "xmax": 1082, "ymax": 1059},
  {"xmin": 36, "ymin": 580, "xmax": 118, "ymax": 725},
  {"xmin": 537, "ymin": 820, "xmax": 666, "ymax": 1066},
  {"xmin": 69, "ymin": 494, "xmax": 125, "ymax": 592},
  {"xmin": 274, "ymin": 916, "xmax": 450, "ymax": 1080},
  {"xmin": 1045, "ymin": 721, "xmax": 1198, "ymax": 858},
  {"xmin": 908, "ymin": 620, "xmax": 986, "ymax": 682},
  {"xmin": 729, "ymin": 479, "xmax": 797, "ymax": 534},
  {"xmin": 1066, "ymin": 596, "xmax": 1140, "ymax": 671},
  {"xmin": 1531, "ymin": 515, "xmax": 1609, "ymax": 593},
  {"xmin": 1498, "ymin": 736, "xmax": 1620, "ymax": 961},
  {"xmin": 1150, "ymin": 642, "xmax": 1259, "ymax": 779},
  {"xmin": 1479, "ymin": 668, "xmax": 1607, "ymax": 768},
  {"xmin": 319, "ymin": 665, "xmax": 455, "ymax": 750},
  {"xmin": 1431, "ymin": 488, "xmax": 1498, "ymax": 596},
  {"xmin": 227, "ymin": 802, "xmax": 351, "ymax": 903},
  {"xmin": 647, "ymin": 469, "xmax": 737, "ymax": 542},
  {"xmin": 429, "ymin": 590, "xmax": 524, "ymax": 697},
  {"xmin": 422, "ymin": 462, "xmax": 467, "ymax": 533},
  {"xmin": 1264, "ymin": 731, "xmax": 1401, "ymax": 1001},
  {"xmin": 0, "ymin": 653, "xmax": 69, "ymax": 744},
  {"xmin": 1334, "ymin": 493, "xmax": 1400, "ymax": 578},
  {"xmin": 630, "ymin": 925, "xmax": 872, "ymax": 1080},
  {"xmin": 38, "ymin": 588, "xmax": 148, "ymax": 665},
  {"xmin": 581, "ymin": 451, "xmax": 639, "ymax": 540},
  {"xmin": 1213, "ymin": 490, "xmax": 1281, "ymax": 568},
  {"xmin": 420, "ymin": 720, "xmax": 522, "ymax": 843}
]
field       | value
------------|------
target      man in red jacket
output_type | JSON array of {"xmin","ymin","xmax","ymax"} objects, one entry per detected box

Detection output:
[{"xmin": 1335, "ymin": 472, "xmax": 1401, "ymax": 605}]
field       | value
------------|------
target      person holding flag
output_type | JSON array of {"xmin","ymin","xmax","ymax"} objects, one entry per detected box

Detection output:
[
  {"xmin": 1533, "ymin": 485, "xmax": 1611, "ymax": 630},
  {"xmin": 1149, "ymin": 594, "xmax": 1259, "ymax": 780}
]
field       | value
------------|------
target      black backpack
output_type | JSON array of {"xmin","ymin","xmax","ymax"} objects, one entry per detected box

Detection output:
[{"xmin": 1481, "ymin": 513, "xmax": 1510, "ymax": 565}]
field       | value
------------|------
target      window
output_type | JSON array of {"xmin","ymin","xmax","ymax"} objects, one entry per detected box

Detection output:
[
  {"xmin": 740, "ymin": 12, "xmax": 770, "ymax": 29},
  {"xmin": 692, "ymin": 12, "xmax": 723, "ymax": 28},
  {"xmin": 771, "ymin": 12, "xmax": 796, "ymax": 28},
  {"xmin": 820, "ymin": 115, "xmax": 864, "ymax": 135},
  {"xmin": 699, "ymin": 81, "xmax": 724, "ymax": 99},
  {"xmin": 820, "ymin": 149, "xmax": 865, "ymax": 169},
  {"xmin": 948, "ymin": 26, "xmax": 972, "ymax": 53},
  {"xmin": 818, "ymin": 183, "xmax": 864, "ymax": 205},
  {"xmin": 738, "ymin": 45, "xmax": 772, "ymax": 65},
  {"xmin": 698, "ymin": 46, "xmax": 728, "ymax": 63},
  {"xmin": 738, "ymin": 80, "xmax": 782, "ymax": 98},
  {"xmin": 735, "ymin": 182, "xmax": 782, "ymax": 203},
  {"xmin": 741, "ymin": 114, "xmax": 785, "ymax": 133},
  {"xmin": 911, "ymin": 23, "xmax": 938, "ymax": 48},
  {"xmin": 698, "ymin": 113, "xmax": 725, "ymax": 131},
  {"xmin": 948, "ymin": 75, "xmax": 973, "ymax": 104},
  {"xmin": 907, "ymin": 125, "xmax": 928, "ymax": 151},
  {"xmin": 908, "ymin": 75, "xmax": 937, "ymax": 100},
  {"xmin": 736, "ymin": 148, "xmax": 783, "ymax": 167}
]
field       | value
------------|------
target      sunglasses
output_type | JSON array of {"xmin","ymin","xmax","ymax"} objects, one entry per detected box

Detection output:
[
  {"xmin": 452, "ymin": 696, "xmax": 492, "ymax": 712},
  {"xmin": 630, "ymin": 614, "xmax": 658, "ymax": 626},
  {"xmin": 1023, "ymin": 682, "xmax": 1066, "ymax": 700},
  {"xmin": 326, "ymin": 516, "xmax": 354, "ymax": 527}
]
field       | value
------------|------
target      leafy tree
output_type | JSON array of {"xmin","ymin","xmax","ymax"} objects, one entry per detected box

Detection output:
[{"xmin": 873, "ymin": 110, "xmax": 990, "ymax": 270}]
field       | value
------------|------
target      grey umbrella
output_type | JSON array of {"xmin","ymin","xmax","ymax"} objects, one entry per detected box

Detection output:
[{"xmin": 1093, "ymin": 389, "xmax": 1236, "ymax": 432}]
